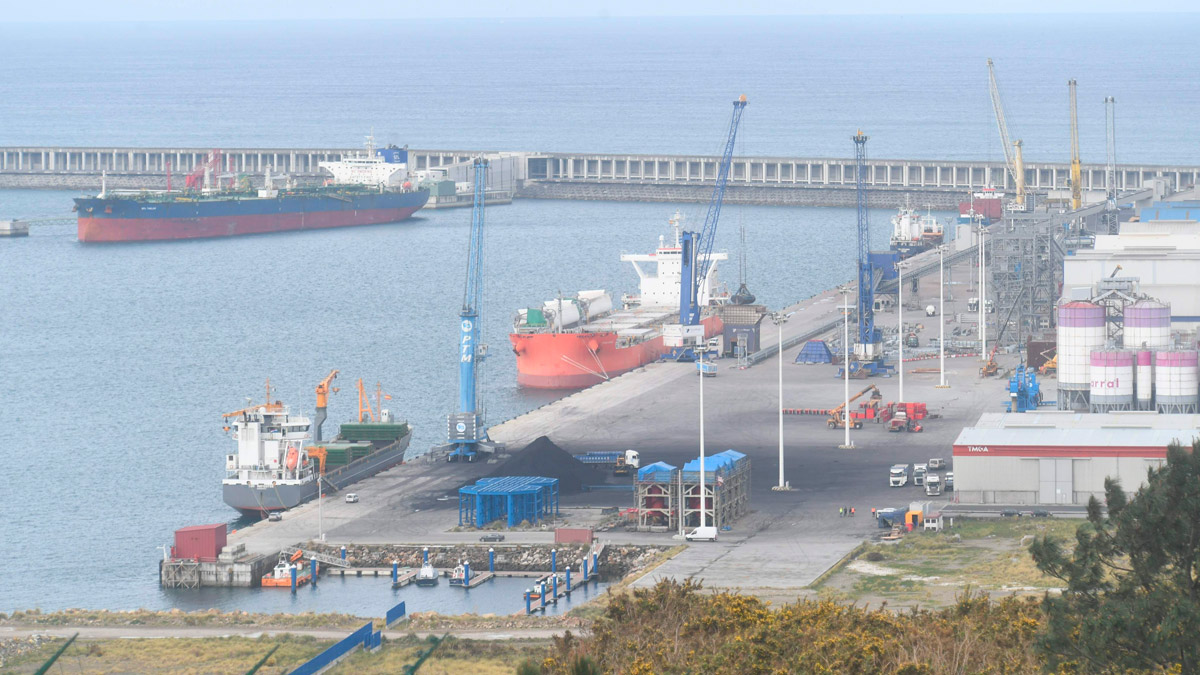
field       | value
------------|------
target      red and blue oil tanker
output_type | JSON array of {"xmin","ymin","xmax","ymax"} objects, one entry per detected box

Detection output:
[{"xmin": 74, "ymin": 142, "xmax": 429, "ymax": 243}]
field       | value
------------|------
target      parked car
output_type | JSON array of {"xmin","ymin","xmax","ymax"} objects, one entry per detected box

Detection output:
[
  {"xmin": 267, "ymin": 512, "xmax": 283, "ymax": 522},
  {"xmin": 999, "ymin": 509, "xmax": 1020, "ymax": 517},
  {"xmin": 479, "ymin": 533, "xmax": 505, "ymax": 542},
  {"xmin": 944, "ymin": 472, "xmax": 954, "ymax": 491},
  {"xmin": 1032, "ymin": 509, "xmax": 1052, "ymax": 518},
  {"xmin": 345, "ymin": 493, "xmax": 359, "ymax": 503}
]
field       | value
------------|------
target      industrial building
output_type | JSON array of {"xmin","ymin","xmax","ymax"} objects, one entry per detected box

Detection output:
[
  {"xmin": 634, "ymin": 450, "xmax": 750, "ymax": 531},
  {"xmin": 952, "ymin": 412, "xmax": 1198, "ymax": 505},
  {"xmin": 457, "ymin": 476, "xmax": 559, "ymax": 528}
]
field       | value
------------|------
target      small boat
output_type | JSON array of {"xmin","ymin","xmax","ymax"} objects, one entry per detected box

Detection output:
[
  {"xmin": 261, "ymin": 554, "xmax": 311, "ymax": 588},
  {"xmin": 415, "ymin": 561, "xmax": 439, "ymax": 587},
  {"xmin": 448, "ymin": 563, "xmax": 467, "ymax": 586},
  {"xmin": 528, "ymin": 573, "xmax": 564, "ymax": 600}
]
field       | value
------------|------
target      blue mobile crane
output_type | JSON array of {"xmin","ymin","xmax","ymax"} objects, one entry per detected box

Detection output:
[
  {"xmin": 670, "ymin": 95, "xmax": 748, "ymax": 360},
  {"xmin": 442, "ymin": 158, "xmax": 503, "ymax": 462}
]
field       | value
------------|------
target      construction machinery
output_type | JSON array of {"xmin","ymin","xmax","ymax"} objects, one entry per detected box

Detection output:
[
  {"xmin": 980, "ymin": 287, "xmax": 1025, "ymax": 377},
  {"xmin": 1102, "ymin": 96, "xmax": 1119, "ymax": 234},
  {"xmin": 1068, "ymin": 79, "xmax": 1082, "ymax": 211},
  {"xmin": 827, "ymin": 384, "xmax": 882, "ymax": 430},
  {"xmin": 313, "ymin": 369, "xmax": 339, "ymax": 442},
  {"xmin": 670, "ymin": 96, "xmax": 747, "ymax": 360},
  {"xmin": 1038, "ymin": 352, "xmax": 1057, "ymax": 377},
  {"xmin": 442, "ymin": 158, "xmax": 502, "ymax": 461},
  {"xmin": 987, "ymin": 59, "xmax": 1026, "ymax": 209},
  {"xmin": 1006, "ymin": 364, "xmax": 1044, "ymax": 412}
]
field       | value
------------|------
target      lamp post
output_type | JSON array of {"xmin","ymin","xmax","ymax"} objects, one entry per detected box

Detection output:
[
  {"xmin": 838, "ymin": 287, "xmax": 854, "ymax": 450},
  {"xmin": 698, "ymin": 354, "xmax": 707, "ymax": 529},
  {"xmin": 897, "ymin": 261, "xmax": 906, "ymax": 405},
  {"xmin": 771, "ymin": 311, "xmax": 795, "ymax": 491},
  {"xmin": 936, "ymin": 245, "xmax": 949, "ymax": 389},
  {"xmin": 979, "ymin": 224, "xmax": 988, "ymax": 361}
]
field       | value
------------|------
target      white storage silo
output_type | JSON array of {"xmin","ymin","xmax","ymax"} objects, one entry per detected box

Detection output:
[
  {"xmin": 1090, "ymin": 350, "xmax": 1134, "ymax": 412},
  {"xmin": 1057, "ymin": 301, "xmax": 1106, "ymax": 411},
  {"xmin": 1136, "ymin": 350, "xmax": 1153, "ymax": 410},
  {"xmin": 1155, "ymin": 350, "xmax": 1199, "ymax": 414},
  {"xmin": 1123, "ymin": 301, "xmax": 1171, "ymax": 350}
]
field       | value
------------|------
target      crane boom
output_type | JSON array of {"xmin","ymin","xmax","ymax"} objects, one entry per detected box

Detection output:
[
  {"xmin": 1069, "ymin": 79, "xmax": 1082, "ymax": 211},
  {"xmin": 680, "ymin": 95, "xmax": 747, "ymax": 327},
  {"xmin": 987, "ymin": 59, "xmax": 1025, "ymax": 205}
]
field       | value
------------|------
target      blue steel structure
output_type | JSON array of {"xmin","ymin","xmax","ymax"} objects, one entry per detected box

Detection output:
[
  {"xmin": 852, "ymin": 131, "xmax": 880, "ymax": 353},
  {"xmin": 673, "ymin": 96, "xmax": 747, "ymax": 358},
  {"xmin": 445, "ymin": 158, "xmax": 501, "ymax": 461},
  {"xmin": 1005, "ymin": 364, "xmax": 1044, "ymax": 412},
  {"xmin": 458, "ymin": 476, "xmax": 560, "ymax": 527}
]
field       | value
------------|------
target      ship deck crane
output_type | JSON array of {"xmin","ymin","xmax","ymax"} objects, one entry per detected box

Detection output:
[
  {"xmin": 443, "ymin": 158, "xmax": 502, "ymax": 461},
  {"xmin": 827, "ymin": 384, "xmax": 882, "ymax": 430},
  {"xmin": 314, "ymin": 369, "xmax": 338, "ymax": 442},
  {"xmin": 671, "ymin": 95, "xmax": 747, "ymax": 360},
  {"xmin": 987, "ymin": 59, "xmax": 1026, "ymax": 209},
  {"xmin": 1069, "ymin": 79, "xmax": 1082, "ymax": 211}
]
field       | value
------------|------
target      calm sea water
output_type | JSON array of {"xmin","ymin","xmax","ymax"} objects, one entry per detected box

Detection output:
[{"xmin": 0, "ymin": 14, "xmax": 1192, "ymax": 614}]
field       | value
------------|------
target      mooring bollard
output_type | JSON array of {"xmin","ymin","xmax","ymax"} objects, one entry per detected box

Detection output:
[
  {"xmin": 392, "ymin": 560, "xmax": 398, "ymax": 584},
  {"xmin": 551, "ymin": 548, "xmax": 557, "ymax": 573},
  {"xmin": 423, "ymin": 546, "xmax": 429, "ymax": 564},
  {"xmin": 290, "ymin": 565, "xmax": 298, "ymax": 593},
  {"xmin": 311, "ymin": 557, "xmax": 319, "ymax": 587},
  {"xmin": 540, "ymin": 581, "xmax": 546, "ymax": 609},
  {"xmin": 489, "ymin": 547, "xmax": 495, "ymax": 573},
  {"xmin": 464, "ymin": 560, "xmax": 471, "ymax": 587},
  {"xmin": 525, "ymin": 589, "xmax": 532, "ymax": 614},
  {"xmin": 340, "ymin": 545, "xmax": 347, "ymax": 561},
  {"xmin": 565, "ymin": 566, "xmax": 572, "ymax": 594}
]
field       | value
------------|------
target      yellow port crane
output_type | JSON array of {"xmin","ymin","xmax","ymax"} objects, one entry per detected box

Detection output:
[
  {"xmin": 987, "ymin": 58, "xmax": 1026, "ymax": 209},
  {"xmin": 1069, "ymin": 79, "xmax": 1082, "ymax": 210},
  {"xmin": 313, "ymin": 369, "xmax": 339, "ymax": 442}
]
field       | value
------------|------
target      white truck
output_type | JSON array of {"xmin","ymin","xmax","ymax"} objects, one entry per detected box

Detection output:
[
  {"xmin": 925, "ymin": 473, "xmax": 942, "ymax": 496},
  {"xmin": 889, "ymin": 464, "xmax": 909, "ymax": 487},
  {"xmin": 685, "ymin": 526, "xmax": 718, "ymax": 542},
  {"xmin": 913, "ymin": 463, "xmax": 928, "ymax": 487}
]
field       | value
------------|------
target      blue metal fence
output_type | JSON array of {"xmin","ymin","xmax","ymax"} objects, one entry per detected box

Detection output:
[
  {"xmin": 288, "ymin": 621, "xmax": 373, "ymax": 675},
  {"xmin": 385, "ymin": 600, "xmax": 407, "ymax": 627}
]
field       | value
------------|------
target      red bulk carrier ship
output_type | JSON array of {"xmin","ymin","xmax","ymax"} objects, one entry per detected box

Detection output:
[{"xmin": 510, "ymin": 212, "xmax": 726, "ymax": 389}]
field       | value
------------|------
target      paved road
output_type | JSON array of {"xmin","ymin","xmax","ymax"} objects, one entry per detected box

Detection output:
[{"xmin": 0, "ymin": 624, "xmax": 563, "ymax": 642}]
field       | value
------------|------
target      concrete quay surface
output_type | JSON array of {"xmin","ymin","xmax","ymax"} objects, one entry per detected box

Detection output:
[{"xmin": 226, "ymin": 251, "xmax": 1014, "ymax": 605}]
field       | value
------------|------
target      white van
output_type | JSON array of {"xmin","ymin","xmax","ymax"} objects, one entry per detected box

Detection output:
[{"xmin": 685, "ymin": 526, "xmax": 718, "ymax": 542}]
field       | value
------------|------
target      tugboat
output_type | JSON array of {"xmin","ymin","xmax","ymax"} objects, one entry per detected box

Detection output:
[
  {"xmin": 415, "ymin": 561, "xmax": 439, "ymax": 587},
  {"xmin": 261, "ymin": 551, "xmax": 311, "ymax": 588}
]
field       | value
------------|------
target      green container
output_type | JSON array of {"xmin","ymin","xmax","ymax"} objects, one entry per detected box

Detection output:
[{"xmin": 337, "ymin": 423, "xmax": 409, "ymax": 442}]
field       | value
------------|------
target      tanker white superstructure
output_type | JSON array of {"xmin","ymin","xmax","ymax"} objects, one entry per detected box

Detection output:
[
  {"xmin": 1090, "ymin": 350, "xmax": 1134, "ymax": 412},
  {"xmin": 1155, "ymin": 350, "xmax": 1199, "ymax": 414},
  {"xmin": 318, "ymin": 135, "xmax": 411, "ymax": 188},
  {"xmin": 1057, "ymin": 301, "xmax": 1107, "ymax": 411}
]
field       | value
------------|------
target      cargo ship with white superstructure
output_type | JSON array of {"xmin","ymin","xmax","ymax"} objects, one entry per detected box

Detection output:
[
  {"xmin": 221, "ymin": 380, "xmax": 411, "ymax": 516},
  {"xmin": 509, "ymin": 211, "xmax": 726, "ymax": 389},
  {"xmin": 890, "ymin": 199, "xmax": 945, "ymax": 259}
]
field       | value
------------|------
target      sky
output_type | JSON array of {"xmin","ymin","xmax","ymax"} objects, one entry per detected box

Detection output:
[{"xmin": 3, "ymin": 0, "xmax": 1196, "ymax": 22}]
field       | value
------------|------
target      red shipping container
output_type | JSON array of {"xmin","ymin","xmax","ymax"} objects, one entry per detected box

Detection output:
[
  {"xmin": 554, "ymin": 528, "xmax": 594, "ymax": 545},
  {"xmin": 172, "ymin": 523, "xmax": 227, "ymax": 561}
]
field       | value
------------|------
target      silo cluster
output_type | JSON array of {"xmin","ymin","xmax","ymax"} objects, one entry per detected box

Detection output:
[{"xmin": 1055, "ymin": 300, "xmax": 1196, "ymax": 413}]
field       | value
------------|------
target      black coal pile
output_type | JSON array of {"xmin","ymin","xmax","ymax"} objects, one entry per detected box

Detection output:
[{"xmin": 488, "ymin": 436, "xmax": 604, "ymax": 494}]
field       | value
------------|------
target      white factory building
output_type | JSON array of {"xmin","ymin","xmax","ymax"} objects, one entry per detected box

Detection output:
[
  {"xmin": 1063, "ymin": 220, "xmax": 1200, "ymax": 330},
  {"xmin": 952, "ymin": 412, "xmax": 1198, "ymax": 505}
]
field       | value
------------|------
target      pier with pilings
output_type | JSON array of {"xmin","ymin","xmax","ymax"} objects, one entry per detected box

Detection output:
[{"xmin": 2, "ymin": 145, "xmax": 1196, "ymax": 207}]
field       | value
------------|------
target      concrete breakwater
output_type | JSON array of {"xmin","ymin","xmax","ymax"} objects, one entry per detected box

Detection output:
[
  {"xmin": 516, "ymin": 180, "xmax": 961, "ymax": 209},
  {"xmin": 307, "ymin": 543, "xmax": 667, "ymax": 581}
]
